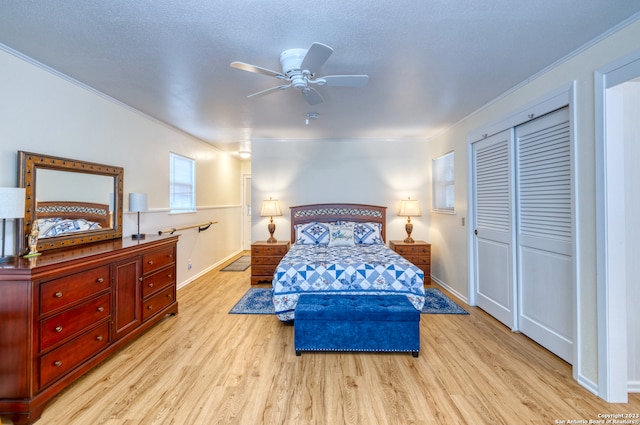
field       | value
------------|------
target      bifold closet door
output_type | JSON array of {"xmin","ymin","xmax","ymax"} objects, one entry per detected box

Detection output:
[
  {"xmin": 472, "ymin": 129, "xmax": 516, "ymax": 329},
  {"xmin": 515, "ymin": 106, "xmax": 574, "ymax": 363}
]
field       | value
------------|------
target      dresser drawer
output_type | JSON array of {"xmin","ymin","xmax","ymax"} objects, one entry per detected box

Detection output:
[
  {"xmin": 142, "ymin": 246, "xmax": 175, "ymax": 274},
  {"xmin": 40, "ymin": 321, "xmax": 110, "ymax": 389},
  {"xmin": 404, "ymin": 255, "xmax": 430, "ymax": 266},
  {"xmin": 251, "ymin": 265, "xmax": 277, "ymax": 277},
  {"xmin": 41, "ymin": 265, "xmax": 111, "ymax": 315},
  {"xmin": 142, "ymin": 265, "xmax": 175, "ymax": 298},
  {"xmin": 251, "ymin": 244, "xmax": 288, "ymax": 256},
  {"xmin": 393, "ymin": 244, "xmax": 430, "ymax": 256},
  {"xmin": 142, "ymin": 285, "xmax": 175, "ymax": 321},
  {"xmin": 251, "ymin": 255, "xmax": 285, "ymax": 266},
  {"xmin": 40, "ymin": 293, "xmax": 111, "ymax": 351}
]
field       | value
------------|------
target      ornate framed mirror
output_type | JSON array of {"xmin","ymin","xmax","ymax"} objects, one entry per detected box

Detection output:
[{"xmin": 18, "ymin": 151, "xmax": 124, "ymax": 253}]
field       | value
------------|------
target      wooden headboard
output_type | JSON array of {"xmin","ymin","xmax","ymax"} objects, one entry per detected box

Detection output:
[
  {"xmin": 35, "ymin": 201, "xmax": 112, "ymax": 228},
  {"xmin": 290, "ymin": 203, "xmax": 387, "ymax": 243}
]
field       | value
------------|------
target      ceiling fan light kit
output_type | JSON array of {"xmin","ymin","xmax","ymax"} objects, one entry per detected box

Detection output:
[{"xmin": 231, "ymin": 42, "xmax": 368, "ymax": 106}]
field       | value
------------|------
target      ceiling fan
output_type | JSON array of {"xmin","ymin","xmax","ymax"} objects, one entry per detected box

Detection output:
[{"xmin": 230, "ymin": 42, "xmax": 369, "ymax": 105}]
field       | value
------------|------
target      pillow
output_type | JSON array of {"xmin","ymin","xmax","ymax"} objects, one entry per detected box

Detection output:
[
  {"xmin": 295, "ymin": 222, "xmax": 330, "ymax": 245},
  {"xmin": 338, "ymin": 221, "xmax": 383, "ymax": 245},
  {"xmin": 328, "ymin": 223, "xmax": 355, "ymax": 247}
]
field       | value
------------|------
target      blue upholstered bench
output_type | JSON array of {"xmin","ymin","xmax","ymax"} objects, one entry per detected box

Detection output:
[{"xmin": 294, "ymin": 294, "xmax": 420, "ymax": 357}]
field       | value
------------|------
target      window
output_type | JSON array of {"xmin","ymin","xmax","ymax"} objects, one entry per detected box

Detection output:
[
  {"xmin": 432, "ymin": 151, "xmax": 455, "ymax": 213},
  {"xmin": 170, "ymin": 153, "xmax": 196, "ymax": 213}
]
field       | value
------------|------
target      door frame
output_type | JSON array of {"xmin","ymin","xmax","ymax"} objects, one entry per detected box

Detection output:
[
  {"xmin": 594, "ymin": 49, "xmax": 640, "ymax": 402},
  {"xmin": 467, "ymin": 82, "xmax": 578, "ymax": 376}
]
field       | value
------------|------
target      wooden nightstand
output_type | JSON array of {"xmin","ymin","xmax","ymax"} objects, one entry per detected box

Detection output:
[
  {"xmin": 251, "ymin": 241, "xmax": 290, "ymax": 285},
  {"xmin": 389, "ymin": 240, "xmax": 431, "ymax": 285}
]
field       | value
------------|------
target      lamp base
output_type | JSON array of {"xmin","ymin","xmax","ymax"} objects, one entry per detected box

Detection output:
[
  {"xmin": 267, "ymin": 222, "xmax": 277, "ymax": 243},
  {"xmin": 404, "ymin": 221, "xmax": 415, "ymax": 243},
  {"xmin": 132, "ymin": 233, "xmax": 146, "ymax": 240}
]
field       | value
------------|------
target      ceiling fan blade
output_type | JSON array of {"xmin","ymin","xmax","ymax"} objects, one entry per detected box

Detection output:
[
  {"xmin": 316, "ymin": 75, "xmax": 369, "ymax": 87},
  {"xmin": 247, "ymin": 84, "xmax": 290, "ymax": 99},
  {"xmin": 302, "ymin": 87, "xmax": 324, "ymax": 105},
  {"xmin": 300, "ymin": 42, "xmax": 333, "ymax": 73},
  {"xmin": 230, "ymin": 61, "xmax": 285, "ymax": 79}
]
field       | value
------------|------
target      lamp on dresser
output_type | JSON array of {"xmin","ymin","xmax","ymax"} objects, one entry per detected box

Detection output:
[
  {"xmin": 129, "ymin": 192, "xmax": 148, "ymax": 240},
  {"xmin": 0, "ymin": 187, "xmax": 25, "ymax": 262},
  {"xmin": 260, "ymin": 197, "xmax": 282, "ymax": 243},
  {"xmin": 398, "ymin": 197, "xmax": 421, "ymax": 243}
]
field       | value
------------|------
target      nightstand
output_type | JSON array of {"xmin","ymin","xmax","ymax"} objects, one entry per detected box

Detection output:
[
  {"xmin": 250, "ymin": 241, "xmax": 290, "ymax": 285},
  {"xmin": 389, "ymin": 240, "xmax": 431, "ymax": 285}
]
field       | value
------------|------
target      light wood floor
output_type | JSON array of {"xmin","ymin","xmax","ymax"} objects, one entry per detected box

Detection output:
[{"xmin": 10, "ymin": 254, "xmax": 640, "ymax": 425}]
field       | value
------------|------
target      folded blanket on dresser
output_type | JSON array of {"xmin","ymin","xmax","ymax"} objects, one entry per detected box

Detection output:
[{"xmin": 272, "ymin": 244, "xmax": 425, "ymax": 321}]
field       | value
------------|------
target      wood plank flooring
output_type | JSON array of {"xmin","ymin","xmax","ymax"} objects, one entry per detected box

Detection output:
[{"xmin": 9, "ymin": 254, "xmax": 640, "ymax": 425}]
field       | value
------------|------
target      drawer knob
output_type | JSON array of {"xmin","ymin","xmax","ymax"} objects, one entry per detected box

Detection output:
[
  {"xmin": 54, "ymin": 360, "xmax": 62, "ymax": 367},
  {"xmin": 148, "ymin": 283, "xmax": 154, "ymax": 288},
  {"xmin": 148, "ymin": 260, "xmax": 154, "ymax": 265},
  {"xmin": 147, "ymin": 305, "xmax": 153, "ymax": 310},
  {"xmin": 55, "ymin": 326, "xmax": 63, "ymax": 333},
  {"xmin": 169, "ymin": 254, "xmax": 173, "ymax": 259},
  {"xmin": 96, "ymin": 335, "xmax": 103, "ymax": 341},
  {"xmin": 139, "ymin": 277, "xmax": 144, "ymax": 282},
  {"xmin": 97, "ymin": 306, "xmax": 104, "ymax": 312},
  {"xmin": 97, "ymin": 277, "xmax": 104, "ymax": 283},
  {"xmin": 167, "ymin": 294, "xmax": 172, "ymax": 299},
  {"xmin": 168, "ymin": 274, "xmax": 173, "ymax": 278},
  {"xmin": 55, "ymin": 292, "xmax": 63, "ymax": 298}
]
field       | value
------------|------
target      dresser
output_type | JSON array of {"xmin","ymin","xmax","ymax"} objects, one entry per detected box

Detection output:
[
  {"xmin": 250, "ymin": 241, "xmax": 290, "ymax": 285},
  {"xmin": 389, "ymin": 240, "xmax": 431, "ymax": 285},
  {"xmin": 0, "ymin": 235, "xmax": 179, "ymax": 425}
]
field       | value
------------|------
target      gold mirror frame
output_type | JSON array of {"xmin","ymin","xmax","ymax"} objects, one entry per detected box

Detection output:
[{"xmin": 18, "ymin": 151, "xmax": 124, "ymax": 253}]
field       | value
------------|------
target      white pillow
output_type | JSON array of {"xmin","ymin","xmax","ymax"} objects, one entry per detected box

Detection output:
[{"xmin": 328, "ymin": 223, "xmax": 355, "ymax": 247}]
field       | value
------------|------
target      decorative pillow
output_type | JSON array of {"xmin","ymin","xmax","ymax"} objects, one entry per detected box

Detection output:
[
  {"xmin": 328, "ymin": 223, "xmax": 355, "ymax": 247},
  {"xmin": 338, "ymin": 221, "xmax": 383, "ymax": 244},
  {"xmin": 295, "ymin": 222, "xmax": 330, "ymax": 245}
]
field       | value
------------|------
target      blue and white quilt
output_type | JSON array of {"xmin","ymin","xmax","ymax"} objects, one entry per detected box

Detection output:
[{"xmin": 272, "ymin": 244, "xmax": 425, "ymax": 321}]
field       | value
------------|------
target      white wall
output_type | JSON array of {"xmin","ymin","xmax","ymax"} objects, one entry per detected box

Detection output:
[
  {"xmin": 0, "ymin": 49, "xmax": 243, "ymax": 287},
  {"xmin": 427, "ymin": 19, "xmax": 640, "ymax": 389},
  {"xmin": 251, "ymin": 139, "xmax": 430, "ymax": 244}
]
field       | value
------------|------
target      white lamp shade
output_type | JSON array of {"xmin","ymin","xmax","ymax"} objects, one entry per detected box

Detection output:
[
  {"xmin": 398, "ymin": 199, "xmax": 421, "ymax": 217},
  {"xmin": 260, "ymin": 199, "xmax": 282, "ymax": 217},
  {"xmin": 129, "ymin": 193, "xmax": 148, "ymax": 213},
  {"xmin": 0, "ymin": 187, "xmax": 26, "ymax": 219}
]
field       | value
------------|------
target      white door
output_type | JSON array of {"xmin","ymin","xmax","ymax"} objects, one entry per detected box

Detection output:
[
  {"xmin": 472, "ymin": 129, "xmax": 517, "ymax": 329},
  {"xmin": 515, "ymin": 107, "xmax": 574, "ymax": 363}
]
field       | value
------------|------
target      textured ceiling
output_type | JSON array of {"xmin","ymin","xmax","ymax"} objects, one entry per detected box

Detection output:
[{"xmin": 1, "ymin": 1, "xmax": 639, "ymax": 156}]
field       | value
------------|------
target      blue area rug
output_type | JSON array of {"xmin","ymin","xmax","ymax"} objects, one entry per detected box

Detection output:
[{"xmin": 229, "ymin": 287, "xmax": 468, "ymax": 315}]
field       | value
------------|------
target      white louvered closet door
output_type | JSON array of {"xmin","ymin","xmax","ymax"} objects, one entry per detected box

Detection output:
[
  {"xmin": 515, "ymin": 106, "xmax": 574, "ymax": 363},
  {"xmin": 472, "ymin": 129, "xmax": 516, "ymax": 329}
]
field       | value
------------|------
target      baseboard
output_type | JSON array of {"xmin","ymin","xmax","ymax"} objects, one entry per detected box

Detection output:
[
  {"xmin": 431, "ymin": 276, "xmax": 470, "ymax": 305},
  {"xmin": 629, "ymin": 380, "xmax": 640, "ymax": 393},
  {"xmin": 177, "ymin": 249, "xmax": 244, "ymax": 289}
]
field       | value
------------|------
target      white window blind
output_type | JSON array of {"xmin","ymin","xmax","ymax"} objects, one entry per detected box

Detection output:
[
  {"xmin": 170, "ymin": 153, "xmax": 196, "ymax": 212},
  {"xmin": 432, "ymin": 151, "xmax": 455, "ymax": 212}
]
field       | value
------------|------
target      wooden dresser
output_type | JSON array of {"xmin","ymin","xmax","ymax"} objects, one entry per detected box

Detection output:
[
  {"xmin": 389, "ymin": 240, "xmax": 431, "ymax": 285},
  {"xmin": 0, "ymin": 235, "xmax": 179, "ymax": 425},
  {"xmin": 250, "ymin": 241, "xmax": 290, "ymax": 285}
]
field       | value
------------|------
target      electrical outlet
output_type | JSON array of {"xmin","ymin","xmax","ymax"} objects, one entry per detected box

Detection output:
[{"xmin": 188, "ymin": 259, "xmax": 192, "ymax": 270}]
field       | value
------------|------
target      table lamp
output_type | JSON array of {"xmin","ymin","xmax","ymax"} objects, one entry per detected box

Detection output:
[
  {"xmin": 398, "ymin": 198, "xmax": 421, "ymax": 243},
  {"xmin": 0, "ymin": 187, "xmax": 26, "ymax": 262},
  {"xmin": 260, "ymin": 198, "xmax": 282, "ymax": 243}
]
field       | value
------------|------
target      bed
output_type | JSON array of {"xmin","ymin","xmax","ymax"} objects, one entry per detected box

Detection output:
[
  {"xmin": 35, "ymin": 201, "xmax": 111, "ymax": 238},
  {"xmin": 272, "ymin": 203, "xmax": 426, "ymax": 321}
]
